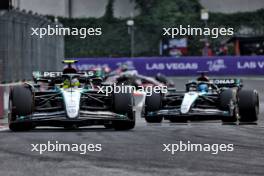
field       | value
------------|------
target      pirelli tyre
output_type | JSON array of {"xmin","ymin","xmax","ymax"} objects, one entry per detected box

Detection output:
[
  {"xmin": 145, "ymin": 92, "xmax": 163, "ymax": 123},
  {"xmin": 238, "ymin": 90, "xmax": 259, "ymax": 122},
  {"xmin": 112, "ymin": 91, "xmax": 135, "ymax": 130},
  {"xmin": 220, "ymin": 89, "xmax": 239, "ymax": 123},
  {"xmin": 9, "ymin": 86, "xmax": 34, "ymax": 131}
]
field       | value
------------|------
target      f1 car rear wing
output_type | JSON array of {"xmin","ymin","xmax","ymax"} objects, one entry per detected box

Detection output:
[{"xmin": 210, "ymin": 79, "xmax": 243, "ymax": 88}]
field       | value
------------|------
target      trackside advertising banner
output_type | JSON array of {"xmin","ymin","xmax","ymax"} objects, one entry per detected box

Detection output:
[{"xmin": 73, "ymin": 56, "xmax": 264, "ymax": 76}]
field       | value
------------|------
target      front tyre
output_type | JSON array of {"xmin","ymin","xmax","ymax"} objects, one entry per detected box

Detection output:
[
  {"xmin": 145, "ymin": 92, "xmax": 163, "ymax": 123},
  {"xmin": 238, "ymin": 90, "xmax": 259, "ymax": 122},
  {"xmin": 220, "ymin": 89, "xmax": 238, "ymax": 123},
  {"xmin": 113, "ymin": 113, "xmax": 135, "ymax": 131},
  {"xmin": 9, "ymin": 86, "xmax": 34, "ymax": 131},
  {"xmin": 112, "ymin": 91, "xmax": 135, "ymax": 130}
]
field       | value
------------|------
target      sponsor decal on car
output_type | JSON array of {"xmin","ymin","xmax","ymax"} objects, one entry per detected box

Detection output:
[{"xmin": 211, "ymin": 79, "xmax": 236, "ymax": 84}]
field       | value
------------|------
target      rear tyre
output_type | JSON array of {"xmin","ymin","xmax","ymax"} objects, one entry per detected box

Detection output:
[
  {"xmin": 145, "ymin": 92, "xmax": 163, "ymax": 123},
  {"xmin": 238, "ymin": 90, "xmax": 259, "ymax": 122},
  {"xmin": 9, "ymin": 86, "xmax": 34, "ymax": 131},
  {"xmin": 113, "ymin": 92, "xmax": 135, "ymax": 130},
  {"xmin": 220, "ymin": 89, "xmax": 238, "ymax": 123}
]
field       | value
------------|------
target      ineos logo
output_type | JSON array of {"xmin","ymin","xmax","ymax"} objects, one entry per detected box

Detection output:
[{"xmin": 214, "ymin": 79, "xmax": 235, "ymax": 84}]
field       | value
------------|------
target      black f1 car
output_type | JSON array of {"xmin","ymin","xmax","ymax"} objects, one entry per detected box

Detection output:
[
  {"xmin": 8, "ymin": 60, "xmax": 135, "ymax": 131},
  {"xmin": 144, "ymin": 76, "xmax": 259, "ymax": 123}
]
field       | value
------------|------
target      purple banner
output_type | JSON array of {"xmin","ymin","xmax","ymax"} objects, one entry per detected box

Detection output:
[{"xmin": 72, "ymin": 56, "xmax": 264, "ymax": 76}]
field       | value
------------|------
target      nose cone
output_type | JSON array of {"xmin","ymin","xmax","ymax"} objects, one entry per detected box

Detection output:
[
  {"xmin": 62, "ymin": 90, "xmax": 81, "ymax": 118},
  {"xmin": 180, "ymin": 92, "xmax": 199, "ymax": 114}
]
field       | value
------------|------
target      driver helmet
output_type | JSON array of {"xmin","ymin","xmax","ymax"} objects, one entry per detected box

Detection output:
[
  {"xmin": 197, "ymin": 72, "xmax": 209, "ymax": 82},
  {"xmin": 63, "ymin": 78, "xmax": 80, "ymax": 88},
  {"xmin": 198, "ymin": 83, "xmax": 208, "ymax": 93}
]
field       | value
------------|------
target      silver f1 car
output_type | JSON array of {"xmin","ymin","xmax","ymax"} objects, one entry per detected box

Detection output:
[
  {"xmin": 8, "ymin": 60, "xmax": 135, "ymax": 131},
  {"xmin": 144, "ymin": 77, "xmax": 259, "ymax": 123}
]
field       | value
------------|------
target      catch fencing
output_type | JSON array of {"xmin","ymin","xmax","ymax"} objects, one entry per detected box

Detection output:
[{"xmin": 0, "ymin": 9, "xmax": 64, "ymax": 83}]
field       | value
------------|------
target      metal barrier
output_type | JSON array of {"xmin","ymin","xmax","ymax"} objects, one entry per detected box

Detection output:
[{"xmin": 0, "ymin": 9, "xmax": 64, "ymax": 83}]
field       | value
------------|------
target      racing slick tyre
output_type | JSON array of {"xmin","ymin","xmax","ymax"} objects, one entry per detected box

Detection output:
[
  {"xmin": 220, "ymin": 89, "xmax": 238, "ymax": 123},
  {"xmin": 145, "ymin": 92, "xmax": 163, "ymax": 123},
  {"xmin": 9, "ymin": 86, "xmax": 34, "ymax": 131},
  {"xmin": 238, "ymin": 90, "xmax": 259, "ymax": 122},
  {"xmin": 113, "ymin": 92, "xmax": 135, "ymax": 130}
]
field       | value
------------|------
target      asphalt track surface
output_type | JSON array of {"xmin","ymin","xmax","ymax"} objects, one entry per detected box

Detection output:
[{"xmin": 0, "ymin": 77, "xmax": 264, "ymax": 176}]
